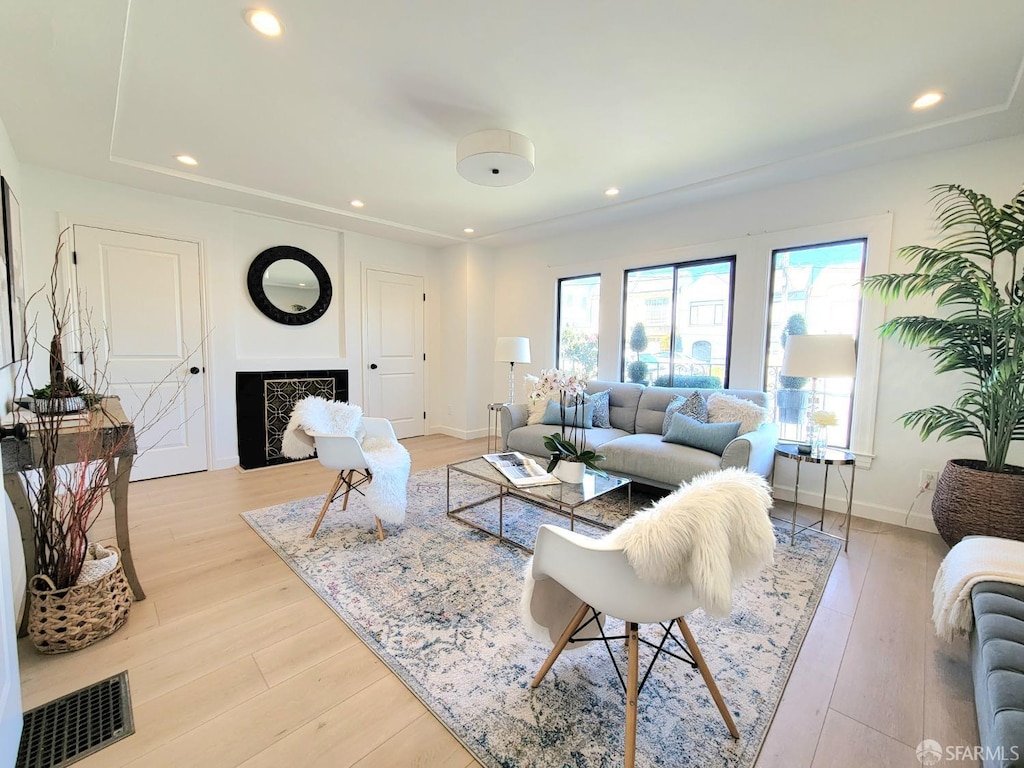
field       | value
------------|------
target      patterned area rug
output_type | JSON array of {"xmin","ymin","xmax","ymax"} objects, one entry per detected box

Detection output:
[{"xmin": 242, "ymin": 465, "xmax": 839, "ymax": 768}]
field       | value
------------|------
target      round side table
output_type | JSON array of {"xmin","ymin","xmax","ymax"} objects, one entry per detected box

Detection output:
[
  {"xmin": 773, "ymin": 444, "xmax": 857, "ymax": 551},
  {"xmin": 487, "ymin": 402, "xmax": 506, "ymax": 453}
]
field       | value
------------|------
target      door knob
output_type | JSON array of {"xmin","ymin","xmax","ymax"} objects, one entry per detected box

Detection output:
[
  {"xmin": 189, "ymin": 366, "xmax": 200, "ymax": 374},
  {"xmin": 369, "ymin": 363, "xmax": 378, "ymax": 370}
]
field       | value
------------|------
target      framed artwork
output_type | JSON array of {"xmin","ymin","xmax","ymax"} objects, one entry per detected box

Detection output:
[
  {"xmin": 2, "ymin": 176, "xmax": 25, "ymax": 363},
  {"xmin": 0, "ymin": 174, "xmax": 12, "ymax": 369}
]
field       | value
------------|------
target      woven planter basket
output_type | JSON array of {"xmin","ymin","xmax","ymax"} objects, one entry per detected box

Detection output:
[
  {"xmin": 931, "ymin": 459, "xmax": 1024, "ymax": 547},
  {"xmin": 28, "ymin": 547, "xmax": 133, "ymax": 654}
]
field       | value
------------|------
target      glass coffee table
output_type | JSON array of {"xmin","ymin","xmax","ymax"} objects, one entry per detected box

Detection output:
[{"xmin": 446, "ymin": 457, "xmax": 632, "ymax": 553}]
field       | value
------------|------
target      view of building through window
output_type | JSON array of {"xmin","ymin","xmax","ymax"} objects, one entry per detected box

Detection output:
[
  {"xmin": 622, "ymin": 258, "xmax": 735, "ymax": 387},
  {"xmin": 556, "ymin": 274, "xmax": 600, "ymax": 379},
  {"xmin": 765, "ymin": 239, "xmax": 866, "ymax": 448}
]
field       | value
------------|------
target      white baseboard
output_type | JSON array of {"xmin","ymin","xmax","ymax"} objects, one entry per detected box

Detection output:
[
  {"xmin": 429, "ymin": 425, "xmax": 488, "ymax": 441},
  {"xmin": 771, "ymin": 484, "xmax": 938, "ymax": 533},
  {"xmin": 213, "ymin": 456, "xmax": 239, "ymax": 472}
]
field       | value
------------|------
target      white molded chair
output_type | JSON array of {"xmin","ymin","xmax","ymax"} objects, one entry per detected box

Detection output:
[
  {"xmin": 528, "ymin": 524, "xmax": 740, "ymax": 768},
  {"xmin": 306, "ymin": 417, "xmax": 399, "ymax": 541}
]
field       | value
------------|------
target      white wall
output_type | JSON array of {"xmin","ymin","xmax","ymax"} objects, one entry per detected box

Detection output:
[
  {"xmin": 19, "ymin": 167, "xmax": 441, "ymax": 470},
  {"xmin": 491, "ymin": 134, "xmax": 1024, "ymax": 530},
  {"xmin": 0, "ymin": 116, "xmax": 22, "ymax": 414}
]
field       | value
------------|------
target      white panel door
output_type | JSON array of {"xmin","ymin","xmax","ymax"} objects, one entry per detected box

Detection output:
[
  {"xmin": 72, "ymin": 226, "xmax": 207, "ymax": 480},
  {"xmin": 0, "ymin": 494, "xmax": 23, "ymax": 766},
  {"xmin": 364, "ymin": 269, "xmax": 424, "ymax": 438}
]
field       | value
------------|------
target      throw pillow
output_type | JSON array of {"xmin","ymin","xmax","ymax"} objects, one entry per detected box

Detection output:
[
  {"xmin": 541, "ymin": 398, "xmax": 595, "ymax": 428},
  {"xmin": 586, "ymin": 389, "xmax": 612, "ymax": 429},
  {"xmin": 662, "ymin": 413, "xmax": 741, "ymax": 455},
  {"xmin": 662, "ymin": 391, "xmax": 708, "ymax": 435},
  {"xmin": 707, "ymin": 393, "xmax": 768, "ymax": 435},
  {"xmin": 524, "ymin": 374, "xmax": 548, "ymax": 425}
]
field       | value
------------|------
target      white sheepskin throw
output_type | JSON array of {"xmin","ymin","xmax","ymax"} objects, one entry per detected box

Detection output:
[
  {"xmin": 281, "ymin": 397, "xmax": 363, "ymax": 459},
  {"xmin": 362, "ymin": 436, "xmax": 411, "ymax": 524},
  {"xmin": 706, "ymin": 393, "xmax": 768, "ymax": 435},
  {"xmin": 932, "ymin": 536, "xmax": 1024, "ymax": 641},
  {"xmin": 607, "ymin": 468, "xmax": 775, "ymax": 617}
]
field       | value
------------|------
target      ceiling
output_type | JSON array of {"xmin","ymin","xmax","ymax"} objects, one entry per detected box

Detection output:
[{"xmin": 1, "ymin": 0, "xmax": 1022, "ymax": 248}]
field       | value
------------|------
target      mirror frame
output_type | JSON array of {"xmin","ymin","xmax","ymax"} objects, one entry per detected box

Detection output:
[{"xmin": 246, "ymin": 245, "xmax": 332, "ymax": 326}]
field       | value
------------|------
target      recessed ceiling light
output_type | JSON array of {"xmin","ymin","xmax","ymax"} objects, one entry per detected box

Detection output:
[
  {"xmin": 245, "ymin": 9, "xmax": 282, "ymax": 37},
  {"xmin": 350, "ymin": 199, "xmax": 364, "ymax": 208},
  {"xmin": 912, "ymin": 91, "xmax": 943, "ymax": 110},
  {"xmin": 463, "ymin": 228, "xmax": 475, "ymax": 234},
  {"xmin": 604, "ymin": 187, "xmax": 620, "ymax": 197},
  {"xmin": 175, "ymin": 154, "xmax": 198, "ymax": 166}
]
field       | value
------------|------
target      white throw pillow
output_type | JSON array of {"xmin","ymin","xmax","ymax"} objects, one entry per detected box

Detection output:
[{"xmin": 706, "ymin": 393, "xmax": 768, "ymax": 435}]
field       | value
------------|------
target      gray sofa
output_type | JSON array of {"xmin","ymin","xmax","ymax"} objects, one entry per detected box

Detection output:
[
  {"xmin": 500, "ymin": 380, "xmax": 779, "ymax": 490},
  {"xmin": 971, "ymin": 581, "xmax": 1024, "ymax": 768}
]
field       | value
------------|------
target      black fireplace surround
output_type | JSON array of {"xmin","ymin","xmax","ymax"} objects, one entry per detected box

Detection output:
[{"xmin": 236, "ymin": 369, "xmax": 349, "ymax": 470}]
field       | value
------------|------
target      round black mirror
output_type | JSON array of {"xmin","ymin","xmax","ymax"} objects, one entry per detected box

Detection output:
[{"xmin": 247, "ymin": 245, "xmax": 332, "ymax": 325}]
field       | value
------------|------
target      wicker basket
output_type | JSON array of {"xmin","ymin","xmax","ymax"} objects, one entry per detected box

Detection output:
[
  {"xmin": 931, "ymin": 459, "xmax": 1024, "ymax": 547},
  {"xmin": 28, "ymin": 547, "xmax": 133, "ymax": 654}
]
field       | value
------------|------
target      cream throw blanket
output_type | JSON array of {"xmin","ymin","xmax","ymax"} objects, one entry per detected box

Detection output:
[
  {"xmin": 280, "ymin": 397, "xmax": 410, "ymax": 525},
  {"xmin": 932, "ymin": 536, "xmax": 1024, "ymax": 641}
]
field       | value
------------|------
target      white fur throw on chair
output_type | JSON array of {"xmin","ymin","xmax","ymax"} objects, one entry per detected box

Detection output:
[
  {"xmin": 522, "ymin": 468, "xmax": 776, "ymax": 642},
  {"xmin": 280, "ymin": 397, "xmax": 410, "ymax": 525}
]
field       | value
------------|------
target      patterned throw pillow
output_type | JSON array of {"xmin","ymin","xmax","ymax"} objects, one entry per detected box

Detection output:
[
  {"xmin": 707, "ymin": 393, "xmax": 768, "ymax": 435},
  {"xmin": 662, "ymin": 391, "xmax": 708, "ymax": 435},
  {"xmin": 587, "ymin": 389, "xmax": 611, "ymax": 429},
  {"xmin": 541, "ymin": 398, "xmax": 595, "ymax": 428}
]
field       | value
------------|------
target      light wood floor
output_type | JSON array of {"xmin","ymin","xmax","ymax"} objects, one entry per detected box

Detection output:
[{"xmin": 17, "ymin": 435, "xmax": 979, "ymax": 768}]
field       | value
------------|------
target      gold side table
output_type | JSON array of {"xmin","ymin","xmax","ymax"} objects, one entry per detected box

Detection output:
[
  {"xmin": 487, "ymin": 402, "xmax": 506, "ymax": 453},
  {"xmin": 773, "ymin": 444, "xmax": 857, "ymax": 551}
]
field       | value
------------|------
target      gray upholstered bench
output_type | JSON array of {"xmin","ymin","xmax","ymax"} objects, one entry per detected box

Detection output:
[{"xmin": 971, "ymin": 581, "xmax": 1024, "ymax": 768}]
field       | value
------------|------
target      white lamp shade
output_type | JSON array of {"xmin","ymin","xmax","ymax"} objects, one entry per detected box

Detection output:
[
  {"xmin": 781, "ymin": 334, "xmax": 856, "ymax": 378},
  {"xmin": 495, "ymin": 337, "xmax": 531, "ymax": 364}
]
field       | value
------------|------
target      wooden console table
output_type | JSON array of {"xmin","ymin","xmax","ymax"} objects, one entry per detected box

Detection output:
[{"xmin": 1, "ymin": 398, "xmax": 145, "ymax": 626}]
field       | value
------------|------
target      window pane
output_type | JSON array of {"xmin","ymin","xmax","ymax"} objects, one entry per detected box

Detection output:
[
  {"xmin": 765, "ymin": 240, "xmax": 865, "ymax": 448},
  {"xmin": 557, "ymin": 275, "xmax": 600, "ymax": 379},
  {"xmin": 623, "ymin": 258, "xmax": 734, "ymax": 387}
]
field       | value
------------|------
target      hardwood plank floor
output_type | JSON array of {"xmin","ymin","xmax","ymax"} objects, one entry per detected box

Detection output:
[{"xmin": 16, "ymin": 435, "xmax": 980, "ymax": 767}]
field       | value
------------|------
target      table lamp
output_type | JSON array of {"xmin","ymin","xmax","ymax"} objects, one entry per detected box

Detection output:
[{"xmin": 780, "ymin": 334, "xmax": 856, "ymax": 448}]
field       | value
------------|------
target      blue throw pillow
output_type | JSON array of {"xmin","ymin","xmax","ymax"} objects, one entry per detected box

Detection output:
[
  {"xmin": 663, "ymin": 391, "xmax": 708, "ymax": 435},
  {"xmin": 541, "ymin": 398, "xmax": 595, "ymax": 428},
  {"xmin": 586, "ymin": 389, "xmax": 611, "ymax": 428},
  {"xmin": 662, "ymin": 412, "xmax": 740, "ymax": 455}
]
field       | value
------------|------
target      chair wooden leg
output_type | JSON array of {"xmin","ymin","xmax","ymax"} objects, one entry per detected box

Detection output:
[
  {"xmin": 375, "ymin": 516, "xmax": 385, "ymax": 541},
  {"xmin": 676, "ymin": 617, "xmax": 740, "ymax": 739},
  {"xmin": 341, "ymin": 470, "xmax": 355, "ymax": 510},
  {"xmin": 624, "ymin": 621, "xmax": 639, "ymax": 768},
  {"xmin": 531, "ymin": 601, "xmax": 590, "ymax": 688},
  {"xmin": 310, "ymin": 473, "xmax": 344, "ymax": 538}
]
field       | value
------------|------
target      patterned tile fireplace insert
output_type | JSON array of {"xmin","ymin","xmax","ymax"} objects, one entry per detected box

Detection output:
[{"xmin": 235, "ymin": 369, "xmax": 349, "ymax": 469}]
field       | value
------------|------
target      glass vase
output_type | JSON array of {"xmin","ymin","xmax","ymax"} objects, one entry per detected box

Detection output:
[{"xmin": 810, "ymin": 425, "xmax": 828, "ymax": 458}]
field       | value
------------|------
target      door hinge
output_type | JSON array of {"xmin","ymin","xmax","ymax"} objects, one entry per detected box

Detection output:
[
  {"xmin": 72, "ymin": 251, "xmax": 78, "ymax": 265},
  {"xmin": 423, "ymin": 411, "xmax": 426, "ymax": 420},
  {"xmin": 423, "ymin": 353, "xmax": 426, "ymax": 361},
  {"xmin": 423, "ymin": 293, "xmax": 426, "ymax": 301}
]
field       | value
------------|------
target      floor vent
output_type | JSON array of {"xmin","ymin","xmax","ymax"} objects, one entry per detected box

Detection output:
[{"xmin": 17, "ymin": 671, "xmax": 134, "ymax": 768}]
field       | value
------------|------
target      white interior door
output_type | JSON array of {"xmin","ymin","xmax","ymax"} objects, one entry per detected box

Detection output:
[
  {"xmin": 0, "ymin": 493, "xmax": 24, "ymax": 765},
  {"xmin": 72, "ymin": 226, "xmax": 208, "ymax": 480},
  {"xmin": 364, "ymin": 269, "xmax": 425, "ymax": 438}
]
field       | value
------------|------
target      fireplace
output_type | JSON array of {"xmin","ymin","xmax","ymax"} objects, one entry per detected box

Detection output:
[{"xmin": 235, "ymin": 369, "xmax": 349, "ymax": 469}]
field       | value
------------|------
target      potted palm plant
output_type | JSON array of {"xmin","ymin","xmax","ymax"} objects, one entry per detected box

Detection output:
[{"xmin": 863, "ymin": 182, "xmax": 1024, "ymax": 545}]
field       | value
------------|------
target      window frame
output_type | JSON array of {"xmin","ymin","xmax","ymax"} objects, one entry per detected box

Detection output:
[
  {"xmin": 556, "ymin": 272, "xmax": 601, "ymax": 378},
  {"xmin": 621, "ymin": 255, "xmax": 736, "ymax": 387}
]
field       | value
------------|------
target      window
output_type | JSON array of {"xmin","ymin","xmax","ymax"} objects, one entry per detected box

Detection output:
[
  {"xmin": 557, "ymin": 274, "xmax": 600, "ymax": 379},
  {"xmin": 764, "ymin": 239, "xmax": 866, "ymax": 448},
  {"xmin": 623, "ymin": 257, "xmax": 735, "ymax": 387}
]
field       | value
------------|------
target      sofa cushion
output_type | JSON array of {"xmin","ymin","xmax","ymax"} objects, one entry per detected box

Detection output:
[
  {"xmin": 541, "ymin": 398, "xmax": 595, "ymax": 428},
  {"xmin": 663, "ymin": 413, "xmax": 741, "ymax": 455},
  {"xmin": 707, "ymin": 392, "xmax": 769, "ymax": 435},
  {"xmin": 600, "ymin": 433, "xmax": 722, "ymax": 487},
  {"xmin": 663, "ymin": 391, "xmax": 708, "ymax": 434},
  {"xmin": 506, "ymin": 424, "xmax": 628, "ymax": 458},
  {"xmin": 586, "ymin": 380, "xmax": 644, "ymax": 433}
]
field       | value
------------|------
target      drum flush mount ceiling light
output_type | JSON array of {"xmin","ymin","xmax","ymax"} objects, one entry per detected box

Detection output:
[{"xmin": 456, "ymin": 129, "xmax": 535, "ymax": 187}]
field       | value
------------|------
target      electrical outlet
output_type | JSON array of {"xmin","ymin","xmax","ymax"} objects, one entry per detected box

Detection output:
[{"xmin": 919, "ymin": 469, "xmax": 938, "ymax": 491}]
